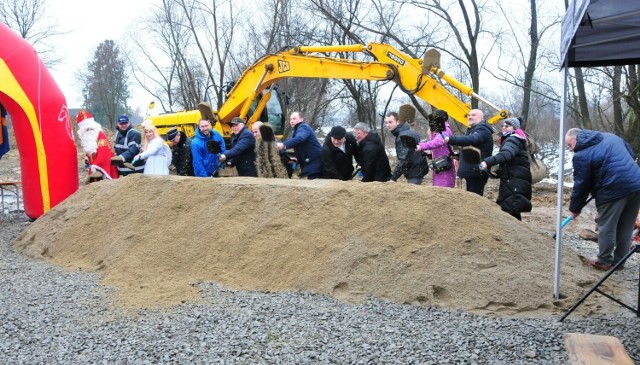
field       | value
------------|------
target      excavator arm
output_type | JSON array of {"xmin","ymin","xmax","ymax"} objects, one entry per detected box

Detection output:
[{"xmin": 149, "ymin": 43, "xmax": 510, "ymax": 139}]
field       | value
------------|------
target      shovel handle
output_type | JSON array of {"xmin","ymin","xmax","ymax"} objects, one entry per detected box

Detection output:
[{"xmin": 561, "ymin": 196, "xmax": 593, "ymax": 229}]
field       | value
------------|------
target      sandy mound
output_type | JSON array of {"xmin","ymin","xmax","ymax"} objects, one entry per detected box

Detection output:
[{"xmin": 14, "ymin": 175, "xmax": 612, "ymax": 314}]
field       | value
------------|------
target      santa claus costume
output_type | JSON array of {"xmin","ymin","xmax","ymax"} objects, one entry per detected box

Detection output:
[{"xmin": 76, "ymin": 110, "xmax": 119, "ymax": 181}]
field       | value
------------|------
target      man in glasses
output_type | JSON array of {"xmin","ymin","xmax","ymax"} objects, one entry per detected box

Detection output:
[{"xmin": 565, "ymin": 127, "xmax": 640, "ymax": 271}]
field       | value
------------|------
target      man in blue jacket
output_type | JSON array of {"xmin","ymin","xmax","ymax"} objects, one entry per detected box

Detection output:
[
  {"xmin": 277, "ymin": 111, "xmax": 322, "ymax": 179},
  {"xmin": 219, "ymin": 117, "xmax": 257, "ymax": 177},
  {"xmin": 191, "ymin": 119, "xmax": 226, "ymax": 177},
  {"xmin": 566, "ymin": 128, "xmax": 640, "ymax": 271},
  {"xmin": 444, "ymin": 109, "xmax": 494, "ymax": 196}
]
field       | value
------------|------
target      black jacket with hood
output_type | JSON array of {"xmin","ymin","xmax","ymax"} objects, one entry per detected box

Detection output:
[{"xmin": 357, "ymin": 132, "xmax": 391, "ymax": 182}]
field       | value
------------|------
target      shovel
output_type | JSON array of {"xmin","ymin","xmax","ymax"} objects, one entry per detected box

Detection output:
[
  {"xmin": 461, "ymin": 146, "xmax": 481, "ymax": 164},
  {"xmin": 351, "ymin": 166, "xmax": 362, "ymax": 180},
  {"xmin": 400, "ymin": 134, "xmax": 417, "ymax": 150},
  {"xmin": 552, "ymin": 196, "xmax": 593, "ymax": 239},
  {"xmin": 206, "ymin": 140, "xmax": 222, "ymax": 154},
  {"xmin": 259, "ymin": 124, "xmax": 276, "ymax": 143}
]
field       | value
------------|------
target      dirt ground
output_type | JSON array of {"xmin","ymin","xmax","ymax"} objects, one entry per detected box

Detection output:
[{"xmin": 0, "ymin": 130, "xmax": 633, "ymax": 317}]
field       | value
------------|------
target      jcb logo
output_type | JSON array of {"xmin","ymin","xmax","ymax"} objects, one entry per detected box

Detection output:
[{"xmin": 278, "ymin": 60, "xmax": 291, "ymax": 73}]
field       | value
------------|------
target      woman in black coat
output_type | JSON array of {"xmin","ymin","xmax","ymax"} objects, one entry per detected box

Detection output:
[{"xmin": 480, "ymin": 118, "xmax": 532, "ymax": 220}]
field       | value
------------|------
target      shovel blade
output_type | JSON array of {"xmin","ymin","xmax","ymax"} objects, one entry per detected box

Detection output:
[{"xmin": 259, "ymin": 124, "xmax": 276, "ymax": 142}]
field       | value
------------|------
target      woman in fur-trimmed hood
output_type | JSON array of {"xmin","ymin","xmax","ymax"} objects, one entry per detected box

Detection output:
[{"xmin": 480, "ymin": 118, "xmax": 532, "ymax": 220}]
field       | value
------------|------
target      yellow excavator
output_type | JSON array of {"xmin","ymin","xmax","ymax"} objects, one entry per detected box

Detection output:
[{"xmin": 147, "ymin": 43, "xmax": 510, "ymax": 141}]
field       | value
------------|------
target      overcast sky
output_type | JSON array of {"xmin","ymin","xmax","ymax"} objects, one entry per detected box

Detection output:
[{"xmin": 46, "ymin": 0, "xmax": 155, "ymax": 113}]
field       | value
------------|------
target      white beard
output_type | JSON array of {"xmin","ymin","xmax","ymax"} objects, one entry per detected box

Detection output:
[{"xmin": 77, "ymin": 121, "xmax": 102, "ymax": 155}]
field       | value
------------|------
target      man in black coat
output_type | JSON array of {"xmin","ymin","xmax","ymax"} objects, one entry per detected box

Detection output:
[
  {"xmin": 219, "ymin": 118, "xmax": 257, "ymax": 177},
  {"xmin": 321, "ymin": 126, "xmax": 359, "ymax": 180},
  {"xmin": 385, "ymin": 112, "xmax": 429, "ymax": 185},
  {"xmin": 444, "ymin": 109, "xmax": 494, "ymax": 196},
  {"xmin": 167, "ymin": 128, "xmax": 194, "ymax": 176},
  {"xmin": 353, "ymin": 122, "xmax": 391, "ymax": 182}
]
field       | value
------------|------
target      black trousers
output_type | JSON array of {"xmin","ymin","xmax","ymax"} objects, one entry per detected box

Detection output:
[{"xmin": 464, "ymin": 175, "xmax": 489, "ymax": 196}]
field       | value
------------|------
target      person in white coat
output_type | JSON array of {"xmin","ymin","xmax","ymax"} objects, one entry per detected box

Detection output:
[{"xmin": 133, "ymin": 121, "xmax": 172, "ymax": 175}]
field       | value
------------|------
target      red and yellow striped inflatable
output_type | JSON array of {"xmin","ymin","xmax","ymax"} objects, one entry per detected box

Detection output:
[{"xmin": 0, "ymin": 21, "xmax": 78, "ymax": 219}]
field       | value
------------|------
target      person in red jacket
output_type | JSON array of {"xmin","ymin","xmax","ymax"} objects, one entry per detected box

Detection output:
[{"xmin": 76, "ymin": 110, "xmax": 119, "ymax": 183}]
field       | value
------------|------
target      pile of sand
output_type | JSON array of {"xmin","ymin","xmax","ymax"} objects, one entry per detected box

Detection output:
[{"xmin": 14, "ymin": 175, "xmax": 612, "ymax": 314}]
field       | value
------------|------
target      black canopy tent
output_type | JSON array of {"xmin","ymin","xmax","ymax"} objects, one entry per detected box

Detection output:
[
  {"xmin": 554, "ymin": 0, "xmax": 640, "ymax": 298},
  {"xmin": 561, "ymin": 0, "xmax": 640, "ymax": 68}
]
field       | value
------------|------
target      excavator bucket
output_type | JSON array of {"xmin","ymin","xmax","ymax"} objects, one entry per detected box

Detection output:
[
  {"xmin": 422, "ymin": 48, "xmax": 441, "ymax": 74},
  {"xmin": 197, "ymin": 102, "xmax": 216, "ymax": 124},
  {"xmin": 398, "ymin": 104, "xmax": 416, "ymax": 128}
]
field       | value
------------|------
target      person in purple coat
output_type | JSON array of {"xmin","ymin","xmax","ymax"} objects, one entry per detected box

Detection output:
[{"xmin": 416, "ymin": 110, "xmax": 456, "ymax": 188}]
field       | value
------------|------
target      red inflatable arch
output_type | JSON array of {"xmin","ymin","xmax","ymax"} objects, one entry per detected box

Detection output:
[{"xmin": 0, "ymin": 22, "xmax": 78, "ymax": 219}]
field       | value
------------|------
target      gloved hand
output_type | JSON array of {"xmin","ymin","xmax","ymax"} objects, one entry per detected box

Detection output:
[
  {"xmin": 132, "ymin": 155, "xmax": 140, "ymax": 165},
  {"xmin": 110, "ymin": 155, "xmax": 124, "ymax": 165}
]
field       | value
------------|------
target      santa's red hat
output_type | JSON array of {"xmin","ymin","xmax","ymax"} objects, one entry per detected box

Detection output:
[{"xmin": 76, "ymin": 110, "xmax": 95, "ymax": 128}]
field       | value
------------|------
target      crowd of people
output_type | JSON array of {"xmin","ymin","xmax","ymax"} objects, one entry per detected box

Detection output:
[
  {"xmin": 75, "ymin": 107, "xmax": 534, "ymax": 214},
  {"xmin": 76, "ymin": 108, "xmax": 640, "ymax": 273}
]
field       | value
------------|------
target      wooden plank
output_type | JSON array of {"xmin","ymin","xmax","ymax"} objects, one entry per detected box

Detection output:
[{"xmin": 564, "ymin": 332, "xmax": 634, "ymax": 365}]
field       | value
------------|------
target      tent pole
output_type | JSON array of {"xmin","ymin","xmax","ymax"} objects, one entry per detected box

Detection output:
[{"xmin": 554, "ymin": 64, "xmax": 569, "ymax": 299}]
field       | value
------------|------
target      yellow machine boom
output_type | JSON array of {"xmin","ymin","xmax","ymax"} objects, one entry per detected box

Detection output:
[{"xmin": 148, "ymin": 43, "xmax": 510, "ymax": 139}]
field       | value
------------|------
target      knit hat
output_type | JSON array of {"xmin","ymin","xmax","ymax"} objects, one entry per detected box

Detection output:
[
  {"xmin": 76, "ymin": 110, "xmax": 94, "ymax": 128},
  {"xmin": 166, "ymin": 128, "xmax": 179, "ymax": 141},
  {"xmin": 329, "ymin": 126, "xmax": 347, "ymax": 139},
  {"xmin": 117, "ymin": 114, "xmax": 130, "ymax": 124},
  {"xmin": 503, "ymin": 117, "xmax": 521, "ymax": 130}
]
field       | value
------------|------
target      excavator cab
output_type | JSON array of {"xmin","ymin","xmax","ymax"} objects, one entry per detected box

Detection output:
[
  {"xmin": 243, "ymin": 87, "xmax": 287, "ymax": 137},
  {"xmin": 148, "ymin": 86, "xmax": 287, "ymax": 142}
]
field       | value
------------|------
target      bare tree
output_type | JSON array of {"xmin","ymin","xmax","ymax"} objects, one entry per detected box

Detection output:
[
  {"xmin": 488, "ymin": 0, "xmax": 560, "ymax": 131},
  {"xmin": 128, "ymin": 0, "xmax": 242, "ymax": 112},
  {"xmin": 127, "ymin": 0, "xmax": 201, "ymax": 112},
  {"xmin": 178, "ymin": 0, "xmax": 241, "ymax": 109},
  {"xmin": 0, "ymin": 0, "xmax": 64, "ymax": 65},
  {"xmin": 306, "ymin": 0, "xmax": 381, "ymax": 130},
  {"xmin": 588, "ymin": 66, "xmax": 640, "ymax": 155},
  {"xmin": 399, "ymin": 0, "xmax": 496, "ymax": 110}
]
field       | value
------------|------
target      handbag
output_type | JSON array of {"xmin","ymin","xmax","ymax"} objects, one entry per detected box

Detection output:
[
  {"xmin": 431, "ymin": 132, "xmax": 454, "ymax": 173},
  {"xmin": 432, "ymin": 154, "xmax": 453, "ymax": 173}
]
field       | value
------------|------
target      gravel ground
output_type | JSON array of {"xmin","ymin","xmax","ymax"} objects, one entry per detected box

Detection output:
[{"xmin": 1, "ymin": 212, "xmax": 638, "ymax": 364}]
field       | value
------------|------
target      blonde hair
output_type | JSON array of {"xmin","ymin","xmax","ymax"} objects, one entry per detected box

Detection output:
[{"xmin": 141, "ymin": 122, "xmax": 160, "ymax": 151}]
